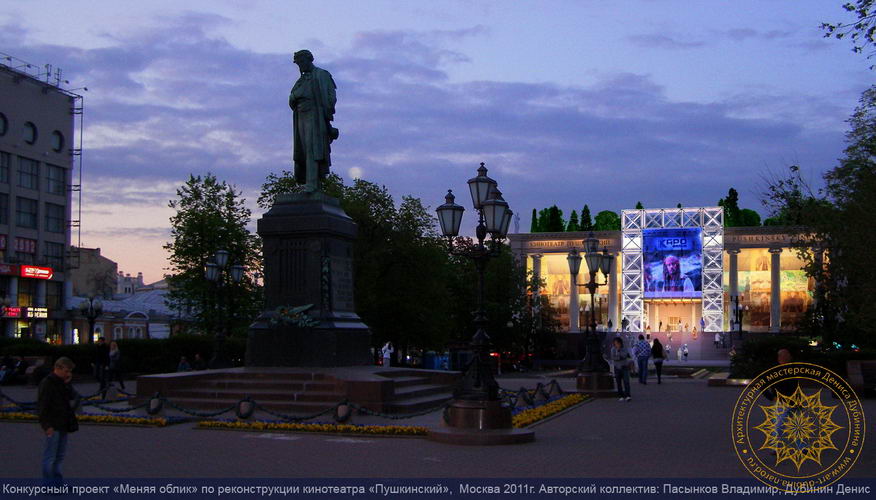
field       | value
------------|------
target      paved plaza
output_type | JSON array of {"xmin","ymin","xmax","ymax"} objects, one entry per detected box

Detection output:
[{"xmin": 1, "ymin": 371, "xmax": 873, "ymax": 480}]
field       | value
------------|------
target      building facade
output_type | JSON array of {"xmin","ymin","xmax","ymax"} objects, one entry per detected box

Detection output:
[
  {"xmin": 0, "ymin": 55, "xmax": 80, "ymax": 343},
  {"xmin": 509, "ymin": 208, "xmax": 813, "ymax": 337}
]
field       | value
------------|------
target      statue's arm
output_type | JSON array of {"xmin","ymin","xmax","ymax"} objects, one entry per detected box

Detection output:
[{"xmin": 326, "ymin": 74, "xmax": 337, "ymax": 117}]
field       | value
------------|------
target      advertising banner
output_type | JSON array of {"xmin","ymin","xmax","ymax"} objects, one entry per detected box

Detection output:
[{"xmin": 643, "ymin": 228, "xmax": 702, "ymax": 298}]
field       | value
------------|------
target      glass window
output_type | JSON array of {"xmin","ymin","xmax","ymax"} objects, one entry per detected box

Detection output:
[
  {"xmin": 45, "ymin": 203, "xmax": 64, "ymax": 233},
  {"xmin": 0, "ymin": 193, "xmax": 7, "ymax": 225},
  {"xmin": 23, "ymin": 122, "xmax": 37, "ymax": 145},
  {"xmin": 46, "ymin": 165, "xmax": 65, "ymax": 195},
  {"xmin": 17, "ymin": 157, "xmax": 38, "ymax": 190},
  {"xmin": 17, "ymin": 279, "xmax": 34, "ymax": 307},
  {"xmin": 47, "ymin": 281, "xmax": 63, "ymax": 310},
  {"xmin": 44, "ymin": 241, "xmax": 64, "ymax": 268},
  {"xmin": 0, "ymin": 112, "xmax": 8, "ymax": 136},
  {"xmin": 51, "ymin": 131, "xmax": 64, "ymax": 152},
  {"xmin": 780, "ymin": 250, "xmax": 813, "ymax": 331},
  {"xmin": 735, "ymin": 248, "xmax": 772, "ymax": 332},
  {"xmin": 16, "ymin": 197, "xmax": 38, "ymax": 229},
  {"xmin": 0, "ymin": 151, "xmax": 9, "ymax": 183}
]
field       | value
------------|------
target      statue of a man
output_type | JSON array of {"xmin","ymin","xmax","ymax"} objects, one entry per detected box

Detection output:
[{"xmin": 290, "ymin": 50, "xmax": 338, "ymax": 192}]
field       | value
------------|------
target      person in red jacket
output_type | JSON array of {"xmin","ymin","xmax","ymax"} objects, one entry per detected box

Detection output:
[{"xmin": 38, "ymin": 357, "xmax": 79, "ymax": 486}]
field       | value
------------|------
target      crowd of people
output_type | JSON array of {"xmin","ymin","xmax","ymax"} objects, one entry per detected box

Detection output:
[{"xmin": 607, "ymin": 334, "xmax": 693, "ymax": 401}]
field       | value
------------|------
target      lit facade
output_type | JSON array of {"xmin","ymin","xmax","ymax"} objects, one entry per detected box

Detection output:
[{"xmin": 509, "ymin": 210, "xmax": 814, "ymax": 337}]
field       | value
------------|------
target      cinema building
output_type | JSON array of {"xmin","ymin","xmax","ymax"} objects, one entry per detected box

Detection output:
[
  {"xmin": 0, "ymin": 55, "xmax": 80, "ymax": 342},
  {"xmin": 509, "ymin": 207, "xmax": 813, "ymax": 358}
]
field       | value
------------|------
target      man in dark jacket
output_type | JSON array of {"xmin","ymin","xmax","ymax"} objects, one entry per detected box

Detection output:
[
  {"xmin": 95, "ymin": 337, "xmax": 109, "ymax": 398},
  {"xmin": 38, "ymin": 357, "xmax": 78, "ymax": 486}
]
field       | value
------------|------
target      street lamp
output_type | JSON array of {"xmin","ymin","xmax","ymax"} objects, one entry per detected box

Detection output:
[
  {"xmin": 568, "ymin": 232, "xmax": 613, "ymax": 373},
  {"xmin": 730, "ymin": 294, "xmax": 747, "ymax": 340},
  {"xmin": 78, "ymin": 296, "xmax": 103, "ymax": 344},
  {"xmin": 205, "ymin": 249, "xmax": 245, "ymax": 368},
  {"xmin": 435, "ymin": 162, "xmax": 518, "ymax": 433}
]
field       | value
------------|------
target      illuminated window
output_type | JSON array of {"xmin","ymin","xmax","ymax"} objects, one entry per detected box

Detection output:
[
  {"xmin": 780, "ymin": 251, "xmax": 813, "ymax": 331},
  {"xmin": 735, "ymin": 248, "xmax": 772, "ymax": 332}
]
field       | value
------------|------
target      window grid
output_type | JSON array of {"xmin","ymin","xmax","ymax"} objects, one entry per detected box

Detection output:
[
  {"xmin": 46, "ymin": 165, "xmax": 65, "ymax": 195},
  {"xmin": 45, "ymin": 203, "xmax": 64, "ymax": 233},
  {"xmin": 17, "ymin": 157, "xmax": 39, "ymax": 190},
  {"xmin": 16, "ymin": 197, "xmax": 38, "ymax": 229}
]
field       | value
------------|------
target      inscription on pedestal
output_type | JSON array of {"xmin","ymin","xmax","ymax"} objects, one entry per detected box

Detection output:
[{"xmin": 331, "ymin": 256, "xmax": 355, "ymax": 312}]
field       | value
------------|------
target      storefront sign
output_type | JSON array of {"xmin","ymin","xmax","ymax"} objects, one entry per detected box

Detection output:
[
  {"xmin": 0, "ymin": 264, "xmax": 17, "ymax": 276},
  {"xmin": 21, "ymin": 265, "xmax": 53, "ymax": 280},
  {"xmin": 14, "ymin": 237, "xmax": 36, "ymax": 254},
  {"xmin": 2, "ymin": 307, "xmax": 22, "ymax": 318},
  {"xmin": 24, "ymin": 306, "xmax": 48, "ymax": 319}
]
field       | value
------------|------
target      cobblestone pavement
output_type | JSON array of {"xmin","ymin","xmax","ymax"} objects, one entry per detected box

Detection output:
[{"xmin": 1, "ymin": 373, "xmax": 872, "ymax": 479}]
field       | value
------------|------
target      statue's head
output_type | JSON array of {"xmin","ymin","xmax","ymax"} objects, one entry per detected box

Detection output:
[{"xmin": 293, "ymin": 50, "xmax": 315, "ymax": 72}]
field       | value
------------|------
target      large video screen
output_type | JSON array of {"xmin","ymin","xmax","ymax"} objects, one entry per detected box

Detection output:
[{"xmin": 643, "ymin": 228, "xmax": 702, "ymax": 298}]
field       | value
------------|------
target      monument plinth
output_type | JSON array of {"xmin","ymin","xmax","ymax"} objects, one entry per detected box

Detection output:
[{"xmin": 246, "ymin": 192, "xmax": 371, "ymax": 367}]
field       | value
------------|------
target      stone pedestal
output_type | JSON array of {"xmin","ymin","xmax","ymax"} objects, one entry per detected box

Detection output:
[
  {"xmin": 246, "ymin": 192, "xmax": 371, "ymax": 367},
  {"xmin": 428, "ymin": 400, "xmax": 534, "ymax": 445},
  {"xmin": 577, "ymin": 371, "xmax": 616, "ymax": 398}
]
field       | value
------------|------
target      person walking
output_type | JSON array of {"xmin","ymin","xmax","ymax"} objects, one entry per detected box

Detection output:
[
  {"xmin": 38, "ymin": 357, "xmax": 79, "ymax": 487},
  {"xmin": 683, "ymin": 344, "xmax": 689, "ymax": 362},
  {"xmin": 94, "ymin": 337, "xmax": 109, "ymax": 397},
  {"xmin": 633, "ymin": 334, "xmax": 651, "ymax": 384},
  {"xmin": 651, "ymin": 338, "xmax": 665, "ymax": 384},
  {"xmin": 609, "ymin": 337, "xmax": 632, "ymax": 402},
  {"xmin": 381, "ymin": 342, "xmax": 394, "ymax": 368},
  {"xmin": 106, "ymin": 341, "xmax": 125, "ymax": 391}
]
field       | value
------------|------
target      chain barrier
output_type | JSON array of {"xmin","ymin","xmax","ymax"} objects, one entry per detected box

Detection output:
[
  {"xmin": 161, "ymin": 398, "xmax": 237, "ymax": 418},
  {"xmin": 251, "ymin": 401, "xmax": 337, "ymax": 422},
  {"xmin": 347, "ymin": 400, "xmax": 450, "ymax": 420},
  {"xmin": 86, "ymin": 401, "xmax": 150, "ymax": 414}
]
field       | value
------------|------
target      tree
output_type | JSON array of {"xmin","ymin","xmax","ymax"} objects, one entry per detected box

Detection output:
[
  {"xmin": 566, "ymin": 210, "xmax": 580, "ymax": 232},
  {"xmin": 165, "ymin": 174, "xmax": 263, "ymax": 339},
  {"xmin": 763, "ymin": 85, "xmax": 876, "ymax": 347},
  {"xmin": 545, "ymin": 205, "xmax": 565, "ymax": 232},
  {"xmin": 594, "ymin": 210, "xmax": 621, "ymax": 231},
  {"xmin": 635, "ymin": 201, "xmax": 644, "ymax": 209},
  {"xmin": 738, "ymin": 208, "xmax": 762, "ymax": 227},
  {"xmin": 529, "ymin": 208, "xmax": 538, "ymax": 232},
  {"xmin": 536, "ymin": 208, "xmax": 550, "ymax": 233},
  {"xmin": 580, "ymin": 205, "xmax": 593, "ymax": 231},
  {"xmin": 822, "ymin": 1, "xmax": 876, "ymax": 67},
  {"xmin": 718, "ymin": 188, "xmax": 741, "ymax": 227}
]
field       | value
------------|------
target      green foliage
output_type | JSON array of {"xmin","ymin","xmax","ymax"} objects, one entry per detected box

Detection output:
[
  {"xmin": 762, "ymin": 85, "xmax": 876, "ymax": 347},
  {"xmin": 821, "ymin": 0, "xmax": 876, "ymax": 68},
  {"xmin": 529, "ymin": 208, "xmax": 538, "ymax": 232},
  {"xmin": 580, "ymin": 205, "xmax": 593, "ymax": 231},
  {"xmin": 719, "ymin": 187, "xmax": 761, "ymax": 226},
  {"xmin": 738, "ymin": 208, "xmax": 761, "ymax": 227},
  {"xmin": 729, "ymin": 334, "xmax": 876, "ymax": 378},
  {"xmin": 635, "ymin": 201, "xmax": 644, "ymax": 209},
  {"xmin": 594, "ymin": 210, "xmax": 621, "ymax": 231},
  {"xmin": 566, "ymin": 210, "xmax": 580, "ymax": 232},
  {"xmin": 545, "ymin": 205, "xmax": 565, "ymax": 232},
  {"xmin": 164, "ymin": 174, "xmax": 263, "ymax": 338},
  {"xmin": 536, "ymin": 208, "xmax": 550, "ymax": 233}
]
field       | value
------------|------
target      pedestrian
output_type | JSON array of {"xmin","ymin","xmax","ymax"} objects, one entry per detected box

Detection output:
[
  {"xmin": 677, "ymin": 345, "xmax": 683, "ymax": 361},
  {"xmin": 633, "ymin": 334, "xmax": 651, "ymax": 384},
  {"xmin": 381, "ymin": 342, "xmax": 394, "ymax": 368},
  {"xmin": 192, "ymin": 353, "xmax": 207, "ymax": 371},
  {"xmin": 106, "ymin": 341, "xmax": 125, "ymax": 391},
  {"xmin": 683, "ymin": 344, "xmax": 689, "ymax": 362},
  {"xmin": 38, "ymin": 357, "xmax": 79, "ymax": 487},
  {"xmin": 177, "ymin": 356, "xmax": 192, "ymax": 372},
  {"xmin": 700, "ymin": 317, "xmax": 705, "ymax": 334},
  {"xmin": 714, "ymin": 332, "xmax": 721, "ymax": 348},
  {"xmin": 609, "ymin": 337, "xmax": 632, "ymax": 402},
  {"xmin": 651, "ymin": 338, "xmax": 665, "ymax": 384},
  {"xmin": 94, "ymin": 337, "xmax": 109, "ymax": 397}
]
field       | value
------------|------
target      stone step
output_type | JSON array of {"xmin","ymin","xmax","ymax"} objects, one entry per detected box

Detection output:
[
  {"xmin": 393, "ymin": 383, "xmax": 453, "ymax": 399},
  {"xmin": 207, "ymin": 380, "xmax": 306, "ymax": 391},
  {"xmin": 383, "ymin": 393, "xmax": 453, "ymax": 414},
  {"xmin": 165, "ymin": 388, "xmax": 299, "ymax": 401},
  {"xmin": 215, "ymin": 372, "xmax": 329, "ymax": 381},
  {"xmin": 293, "ymin": 391, "xmax": 347, "ymax": 402},
  {"xmin": 162, "ymin": 397, "xmax": 342, "ymax": 414},
  {"xmin": 390, "ymin": 376, "xmax": 433, "ymax": 388}
]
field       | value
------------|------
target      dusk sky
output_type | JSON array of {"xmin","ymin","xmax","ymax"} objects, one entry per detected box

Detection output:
[{"xmin": 2, "ymin": 1, "xmax": 872, "ymax": 282}]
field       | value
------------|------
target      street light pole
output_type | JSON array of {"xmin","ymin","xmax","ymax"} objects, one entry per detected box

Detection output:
[
  {"xmin": 78, "ymin": 297, "xmax": 103, "ymax": 344},
  {"xmin": 569, "ymin": 233, "xmax": 613, "ymax": 373},
  {"xmin": 205, "ymin": 249, "xmax": 244, "ymax": 369}
]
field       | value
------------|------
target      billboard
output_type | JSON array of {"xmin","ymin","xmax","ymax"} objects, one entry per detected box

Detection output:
[{"xmin": 643, "ymin": 228, "xmax": 702, "ymax": 298}]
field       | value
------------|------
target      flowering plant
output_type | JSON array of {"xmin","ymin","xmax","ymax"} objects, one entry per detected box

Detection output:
[{"xmin": 198, "ymin": 419, "xmax": 428, "ymax": 436}]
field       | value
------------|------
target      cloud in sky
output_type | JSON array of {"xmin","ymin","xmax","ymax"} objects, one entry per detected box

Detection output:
[{"xmin": 0, "ymin": 9, "xmax": 867, "ymax": 281}]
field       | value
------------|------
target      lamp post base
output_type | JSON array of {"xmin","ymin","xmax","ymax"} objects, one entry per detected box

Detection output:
[
  {"xmin": 427, "ymin": 399, "xmax": 534, "ymax": 445},
  {"xmin": 576, "ymin": 371, "xmax": 617, "ymax": 398}
]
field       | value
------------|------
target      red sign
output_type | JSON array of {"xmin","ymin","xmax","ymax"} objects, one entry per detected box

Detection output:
[
  {"xmin": 3, "ymin": 307, "xmax": 21, "ymax": 318},
  {"xmin": 21, "ymin": 265, "xmax": 53, "ymax": 280}
]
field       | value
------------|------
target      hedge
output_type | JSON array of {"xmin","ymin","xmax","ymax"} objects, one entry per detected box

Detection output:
[
  {"xmin": 729, "ymin": 334, "xmax": 876, "ymax": 379},
  {"xmin": 0, "ymin": 335, "xmax": 246, "ymax": 375}
]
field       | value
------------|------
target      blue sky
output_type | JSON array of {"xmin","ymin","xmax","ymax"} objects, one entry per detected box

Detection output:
[{"xmin": 2, "ymin": 1, "xmax": 872, "ymax": 281}]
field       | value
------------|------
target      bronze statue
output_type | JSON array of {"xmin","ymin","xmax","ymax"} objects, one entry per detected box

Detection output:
[{"xmin": 289, "ymin": 50, "xmax": 338, "ymax": 192}]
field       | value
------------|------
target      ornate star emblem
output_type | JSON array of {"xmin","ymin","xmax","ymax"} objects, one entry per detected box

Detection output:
[{"xmin": 754, "ymin": 385, "xmax": 844, "ymax": 471}]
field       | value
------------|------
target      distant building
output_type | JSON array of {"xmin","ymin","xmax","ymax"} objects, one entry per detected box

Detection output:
[
  {"xmin": 70, "ymin": 281, "xmax": 179, "ymax": 342},
  {"xmin": 116, "ymin": 271, "xmax": 145, "ymax": 295},
  {"xmin": 67, "ymin": 247, "xmax": 117, "ymax": 299},
  {"xmin": 0, "ymin": 53, "xmax": 82, "ymax": 343}
]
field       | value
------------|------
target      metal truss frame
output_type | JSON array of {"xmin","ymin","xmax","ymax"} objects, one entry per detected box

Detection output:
[{"xmin": 620, "ymin": 207, "xmax": 724, "ymax": 332}]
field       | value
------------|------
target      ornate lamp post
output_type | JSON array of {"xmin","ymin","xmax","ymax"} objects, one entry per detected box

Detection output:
[
  {"xmin": 430, "ymin": 163, "xmax": 532, "ymax": 444},
  {"xmin": 730, "ymin": 294, "xmax": 747, "ymax": 340},
  {"xmin": 205, "ymin": 249, "xmax": 245, "ymax": 369},
  {"xmin": 78, "ymin": 297, "xmax": 103, "ymax": 344}
]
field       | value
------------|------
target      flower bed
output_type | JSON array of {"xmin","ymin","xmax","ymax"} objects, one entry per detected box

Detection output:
[
  {"xmin": 0, "ymin": 410, "xmax": 184, "ymax": 427},
  {"xmin": 512, "ymin": 393, "xmax": 588, "ymax": 428},
  {"xmin": 198, "ymin": 419, "xmax": 428, "ymax": 436}
]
